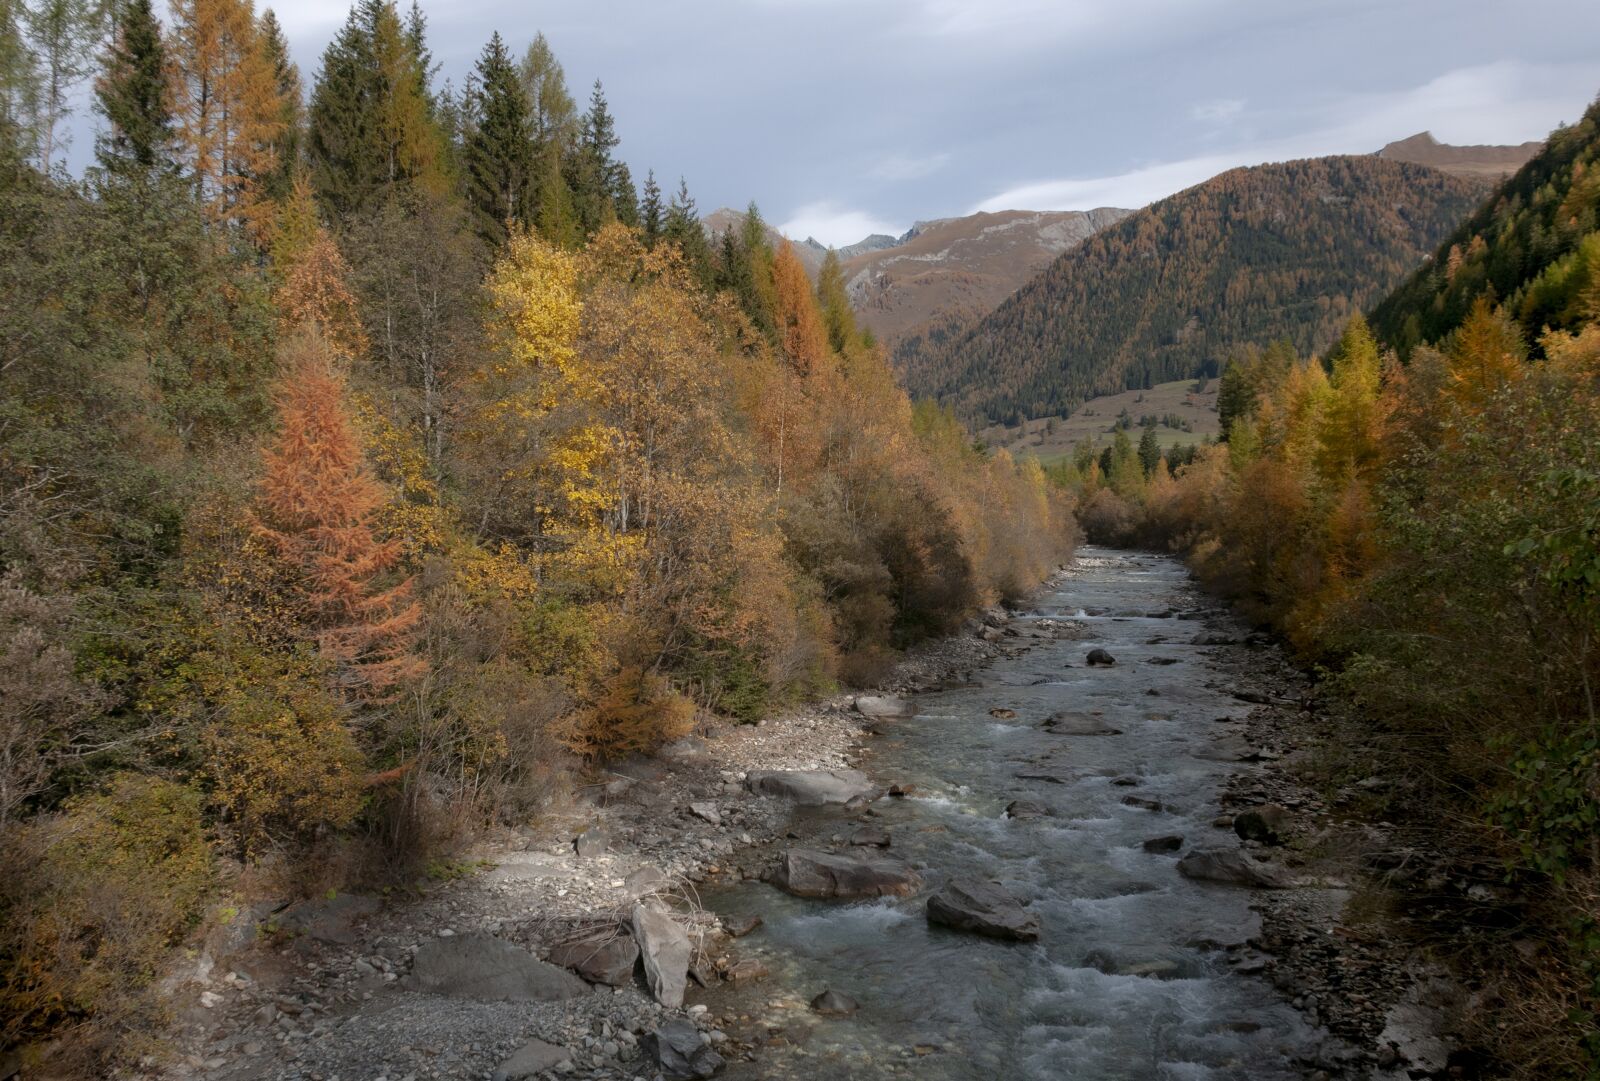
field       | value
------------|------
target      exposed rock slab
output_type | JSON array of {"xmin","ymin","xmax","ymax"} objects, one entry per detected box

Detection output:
[
  {"xmin": 745, "ymin": 769, "xmax": 875, "ymax": 806},
  {"xmin": 772, "ymin": 848, "xmax": 922, "ymax": 899},
  {"xmin": 925, "ymin": 879, "xmax": 1040, "ymax": 941},
  {"xmin": 492, "ymin": 1038, "xmax": 572, "ymax": 1081},
  {"xmin": 406, "ymin": 934, "xmax": 588, "ymax": 1001},
  {"xmin": 546, "ymin": 928, "xmax": 639, "ymax": 986},
  {"xmin": 632, "ymin": 902, "xmax": 692, "ymax": 1008},
  {"xmin": 853, "ymin": 695, "xmax": 916, "ymax": 719},
  {"xmin": 1176, "ymin": 847, "xmax": 1292, "ymax": 888}
]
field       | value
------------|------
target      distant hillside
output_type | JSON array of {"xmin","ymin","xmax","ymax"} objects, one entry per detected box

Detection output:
[
  {"xmin": 1370, "ymin": 99, "xmax": 1600, "ymax": 355},
  {"xmin": 898, "ymin": 156, "xmax": 1482, "ymax": 425},
  {"xmin": 1376, "ymin": 131, "xmax": 1543, "ymax": 181},
  {"xmin": 844, "ymin": 208, "xmax": 1131, "ymax": 350}
]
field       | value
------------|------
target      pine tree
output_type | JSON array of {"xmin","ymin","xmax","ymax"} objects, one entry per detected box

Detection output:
[
  {"xmin": 1137, "ymin": 426, "xmax": 1161, "ymax": 478},
  {"xmin": 255, "ymin": 328, "xmax": 423, "ymax": 698},
  {"xmin": 463, "ymin": 31, "xmax": 532, "ymax": 247},
  {"xmin": 94, "ymin": 0, "xmax": 172, "ymax": 176},
  {"xmin": 638, "ymin": 168, "xmax": 662, "ymax": 244}
]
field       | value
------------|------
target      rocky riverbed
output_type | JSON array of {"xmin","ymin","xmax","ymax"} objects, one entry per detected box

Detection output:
[{"xmin": 150, "ymin": 548, "xmax": 1473, "ymax": 1081}]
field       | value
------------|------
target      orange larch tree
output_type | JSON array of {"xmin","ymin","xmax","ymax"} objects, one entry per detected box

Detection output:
[{"xmin": 255, "ymin": 330, "xmax": 422, "ymax": 698}]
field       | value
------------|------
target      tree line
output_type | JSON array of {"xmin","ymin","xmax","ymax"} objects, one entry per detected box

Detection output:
[{"xmin": 0, "ymin": 0, "xmax": 1073, "ymax": 1068}]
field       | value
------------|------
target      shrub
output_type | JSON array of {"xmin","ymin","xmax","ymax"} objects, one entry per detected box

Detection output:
[
  {"xmin": 559, "ymin": 666, "xmax": 695, "ymax": 761},
  {"xmin": 0, "ymin": 775, "xmax": 212, "ymax": 1065}
]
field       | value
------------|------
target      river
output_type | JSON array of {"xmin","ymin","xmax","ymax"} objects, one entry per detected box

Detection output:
[{"xmin": 699, "ymin": 547, "xmax": 1323, "ymax": 1080}]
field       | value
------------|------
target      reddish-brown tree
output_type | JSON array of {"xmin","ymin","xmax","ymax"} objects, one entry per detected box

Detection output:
[{"xmin": 255, "ymin": 330, "xmax": 422, "ymax": 697}]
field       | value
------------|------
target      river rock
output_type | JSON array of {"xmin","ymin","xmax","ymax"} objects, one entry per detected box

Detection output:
[
  {"xmin": 574, "ymin": 825, "xmax": 610, "ymax": 858},
  {"xmin": 492, "ymin": 1038, "xmax": 572, "ymax": 1081},
  {"xmin": 772, "ymin": 849, "xmax": 922, "ymax": 899},
  {"xmin": 1005, "ymin": 799, "xmax": 1051, "ymax": 820},
  {"xmin": 745, "ymin": 769, "xmax": 875, "ymax": 806},
  {"xmin": 810, "ymin": 988, "xmax": 859, "ymax": 1017},
  {"xmin": 849, "ymin": 826, "xmax": 892, "ymax": 848},
  {"xmin": 926, "ymin": 880, "xmax": 1040, "ymax": 941},
  {"xmin": 724, "ymin": 957, "xmax": 769, "ymax": 983},
  {"xmin": 989, "ymin": 707, "xmax": 1017, "ymax": 719},
  {"xmin": 688, "ymin": 801, "xmax": 722, "ymax": 826},
  {"xmin": 854, "ymin": 695, "xmax": 916, "ymax": 719},
  {"xmin": 1233, "ymin": 803, "xmax": 1291, "ymax": 844},
  {"xmin": 641, "ymin": 1018, "xmax": 724, "ymax": 1080},
  {"xmin": 406, "ymin": 934, "xmax": 588, "ymax": 1001},
  {"xmin": 632, "ymin": 902, "xmax": 692, "ymax": 1007},
  {"xmin": 1086, "ymin": 648, "xmax": 1117, "ymax": 666},
  {"xmin": 624, "ymin": 865, "xmax": 670, "ymax": 899},
  {"xmin": 1192, "ymin": 735, "xmax": 1258, "ymax": 762},
  {"xmin": 546, "ymin": 928, "xmax": 639, "ymax": 986},
  {"xmin": 722, "ymin": 913, "xmax": 762, "ymax": 937},
  {"xmin": 1041, "ymin": 711, "xmax": 1120, "ymax": 735},
  {"xmin": 1122, "ymin": 795, "xmax": 1174, "ymax": 813},
  {"xmin": 1143, "ymin": 834, "xmax": 1185, "ymax": 853},
  {"xmin": 1177, "ymin": 847, "xmax": 1292, "ymax": 888}
]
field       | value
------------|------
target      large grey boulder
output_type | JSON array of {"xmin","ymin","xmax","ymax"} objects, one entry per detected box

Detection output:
[
  {"xmin": 641, "ymin": 1018, "xmax": 723, "ymax": 1080},
  {"xmin": 925, "ymin": 880, "xmax": 1040, "ymax": 941},
  {"xmin": 744, "ymin": 769, "xmax": 875, "ymax": 806},
  {"xmin": 406, "ymin": 934, "xmax": 588, "ymax": 1001},
  {"xmin": 546, "ymin": 928, "xmax": 639, "ymax": 986},
  {"xmin": 492, "ymin": 1038, "xmax": 572, "ymax": 1081},
  {"xmin": 772, "ymin": 849, "xmax": 921, "ymax": 899},
  {"xmin": 853, "ymin": 696, "xmax": 916, "ymax": 719},
  {"xmin": 632, "ymin": 902, "xmax": 691, "ymax": 1008},
  {"xmin": 1177, "ymin": 847, "xmax": 1292, "ymax": 888}
]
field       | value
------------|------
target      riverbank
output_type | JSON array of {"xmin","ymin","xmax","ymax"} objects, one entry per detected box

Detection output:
[{"xmin": 149, "ymin": 573, "xmax": 1069, "ymax": 1081}]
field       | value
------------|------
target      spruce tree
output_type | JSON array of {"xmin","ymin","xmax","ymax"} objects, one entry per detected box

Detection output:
[
  {"xmin": 307, "ymin": 0, "xmax": 444, "ymax": 221},
  {"xmin": 571, "ymin": 79, "xmax": 618, "ymax": 234},
  {"xmin": 664, "ymin": 175, "xmax": 711, "ymax": 288},
  {"xmin": 257, "ymin": 9, "xmax": 302, "ymax": 204},
  {"xmin": 94, "ymin": 0, "xmax": 172, "ymax": 175},
  {"xmin": 610, "ymin": 159, "xmax": 637, "ymax": 228},
  {"xmin": 638, "ymin": 168, "xmax": 662, "ymax": 244},
  {"xmin": 464, "ymin": 31, "xmax": 532, "ymax": 247}
]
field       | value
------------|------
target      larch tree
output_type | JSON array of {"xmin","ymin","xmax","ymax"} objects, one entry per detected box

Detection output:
[
  {"xmin": 773, "ymin": 240, "xmax": 827, "ymax": 374},
  {"xmin": 255, "ymin": 328, "xmax": 422, "ymax": 699},
  {"xmin": 168, "ymin": 0, "xmax": 284, "ymax": 236},
  {"xmin": 276, "ymin": 224, "xmax": 368, "ymax": 361},
  {"xmin": 21, "ymin": 0, "xmax": 102, "ymax": 170}
]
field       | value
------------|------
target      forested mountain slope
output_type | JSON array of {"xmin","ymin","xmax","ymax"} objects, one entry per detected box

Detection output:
[
  {"xmin": 898, "ymin": 156, "xmax": 1482, "ymax": 425},
  {"xmin": 1370, "ymin": 96, "xmax": 1600, "ymax": 354}
]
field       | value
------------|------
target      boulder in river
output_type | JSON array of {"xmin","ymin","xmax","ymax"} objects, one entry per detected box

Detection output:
[
  {"xmin": 1177, "ymin": 846, "xmax": 1292, "ymax": 888},
  {"xmin": 406, "ymin": 934, "xmax": 588, "ymax": 1001},
  {"xmin": 849, "ymin": 826, "xmax": 892, "ymax": 848},
  {"xmin": 1005, "ymin": 799, "xmax": 1051, "ymax": 820},
  {"xmin": 632, "ymin": 902, "xmax": 692, "ymax": 1007},
  {"xmin": 492, "ymin": 1038, "xmax": 572, "ymax": 1081},
  {"xmin": 641, "ymin": 1018, "xmax": 724, "ymax": 1080},
  {"xmin": 854, "ymin": 695, "xmax": 916, "ymax": 719},
  {"xmin": 810, "ymin": 988, "xmax": 860, "ymax": 1017},
  {"xmin": 1040, "ymin": 711, "xmax": 1120, "ymax": 735},
  {"xmin": 1086, "ymin": 648, "xmax": 1117, "ymax": 666},
  {"xmin": 1122, "ymin": 795, "xmax": 1175, "ymax": 813},
  {"xmin": 926, "ymin": 879, "xmax": 1040, "ymax": 941},
  {"xmin": 1142, "ymin": 834, "xmax": 1185, "ymax": 853},
  {"xmin": 772, "ymin": 848, "xmax": 922, "ymax": 899},
  {"xmin": 745, "ymin": 769, "xmax": 875, "ymax": 806},
  {"xmin": 989, "ymin": 707, "xmax": 1017, "ymax": 719},
  {"xmin": 545, "ymin": 927, "xmax": 639, "ymax": 986},
  {"xmin": 722, "ymin": 913, "xmax": 762, "ymax": 937},
  {"xmin": 1233, "ymin": 803, "xmax": 1291, "ymax": 844}
]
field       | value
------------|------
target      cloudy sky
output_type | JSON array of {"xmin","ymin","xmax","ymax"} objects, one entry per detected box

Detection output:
[{"xmin": 87, "ymin": 0, "xmax": 1600, "ymax": 245}]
